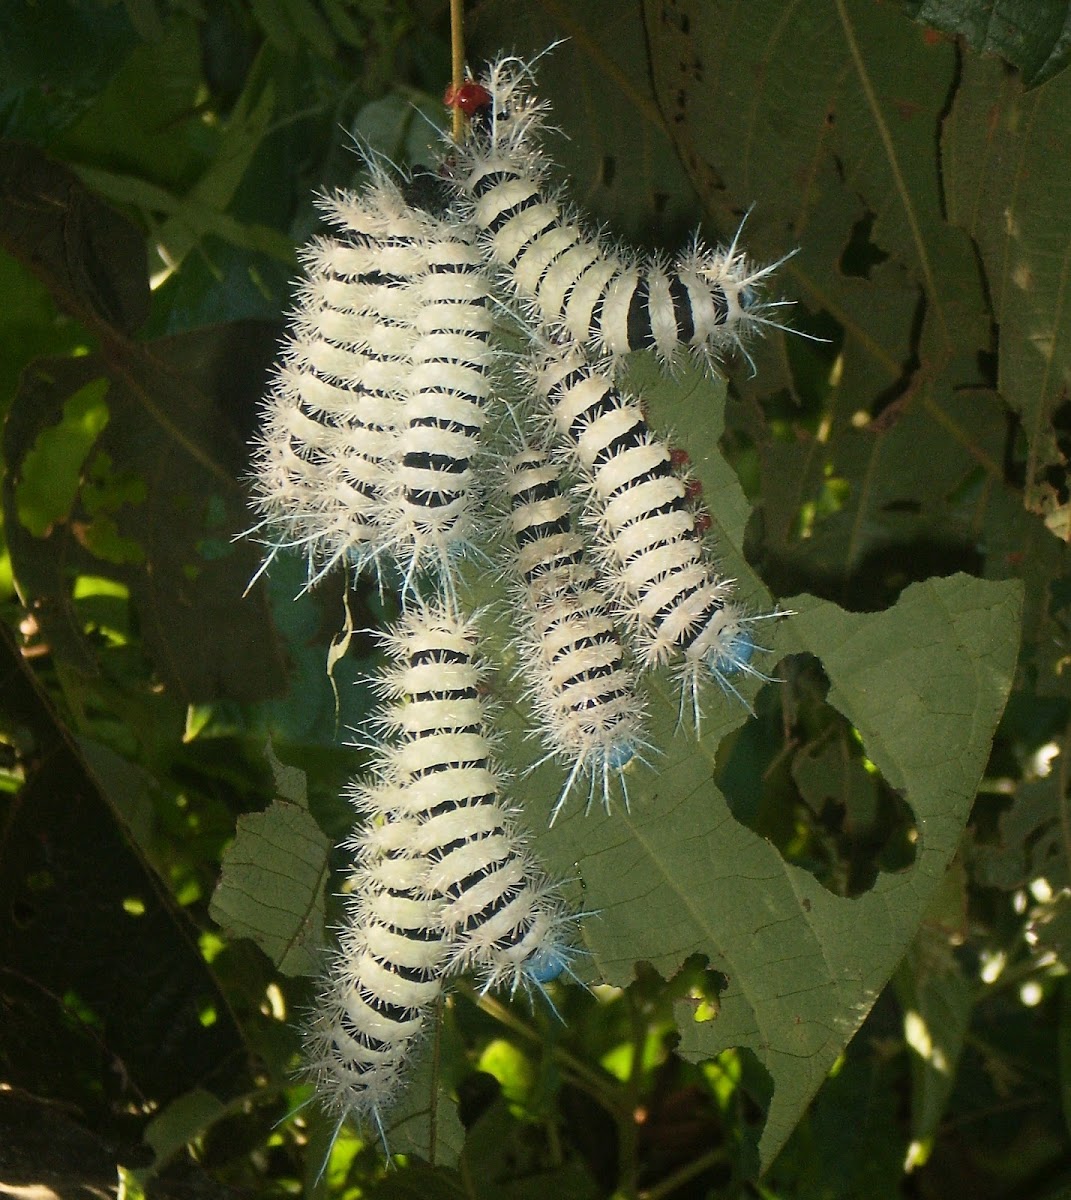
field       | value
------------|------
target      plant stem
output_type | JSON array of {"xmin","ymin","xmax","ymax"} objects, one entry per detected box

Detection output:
[
  {"xmin": 449, "ymin": 0, "xmax": 465, "ymax": 142},
  {"xmin": 638, "ymin": 1145, "xmax": 730, "ymax": 1200},
  {"xmin": 466, "ymin": 986, "xmax": 621, "ymax": 1108}
]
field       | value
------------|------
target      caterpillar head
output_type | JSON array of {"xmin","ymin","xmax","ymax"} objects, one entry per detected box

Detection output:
[
  {"xmin": 706, "ymin": 623, "xmax": 755, "ymax": 678},
  {"xmin": 526, "ymin": 938, "xmax": 572, "ymax": 984}
]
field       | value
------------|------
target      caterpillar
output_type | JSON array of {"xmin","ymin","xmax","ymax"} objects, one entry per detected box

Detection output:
[
  {"xmin": 528, "ymin": 342, "xmax": 774, "ymax": 726},
  {"xmin": 300, "ymin": 848, "xmax": 448, "ymax": 1154},
  {"xmin": 448, "ymin": 56, "xmax": 792, "ymax": 370},
  {"xmin": 505, "ymin": 445, "xmax": 648, "ymax": 822},
  {"xmin": 351, "ymin": 604, "xmax": 579, "ymax": 1001},
  {"xmin": 247, "ymin": 174, "xmax": 428, "ymax": 588},
  {"xmin": 383, "ymin": 214, "xmax": 496, "ymax": 597}
]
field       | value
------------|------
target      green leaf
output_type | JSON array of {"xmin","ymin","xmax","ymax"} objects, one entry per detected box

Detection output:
[
  {"xmin": 971, "ymin": 776, "xmax": 1068, "ymax": 891},
  {"xmin": 143, "ymin": 1087, "xmax": 227, "ymax": 1168},
  {"xmin": 14, "ymin": 376, "xmax": 110, "ymax": 536},
  {"xmin": 151, "ymin": 47, "xmax": 278, "ymax": 271},
  {"xmin": 902, "ymin": 0, "xmax": 1071, "ymax": 87},
  {"xmin": 265, "ymin": 738, "xmax": 310, "ymax": 806},
  {"xmin": 53, "ymin": 16, "xmax": 208, "ymax": 192},
  {"xmin": 507, "ymin": 574, "xmax": 1021, "ymax": 1169},
  {"xmin": 943, "ymin": 55, "xmax": 1071, "ymax": 526},
  {"xmin": 210, "ymin": 796, "xmax": 331, "ymax": 976},
  {"xmin": 894, "ymin": 924, "xmax": 974, "ymax": 1156}
]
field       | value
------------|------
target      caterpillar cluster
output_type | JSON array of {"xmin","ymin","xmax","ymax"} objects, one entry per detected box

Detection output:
[
  {"xmin": 246, "ymin": 52, "xmax": 797, "ymax": 1156},
  {"xmin": 248, "ymin": 168, "xmax": 493, "ymax": 595}
]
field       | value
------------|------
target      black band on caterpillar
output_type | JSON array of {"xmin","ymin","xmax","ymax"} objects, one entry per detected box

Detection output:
[
  {"xmin": 300, "ymin": 843, "xmax": 448, "ymax": 1156},
  {"xmin": 384, "ymin": 220, "xmax": 495, "ymax": 601},
  {"xmin": 352, "ymin": 605, "xmax": 580, "ymax": 999},
  {"xmin": 247, "ymin": 174, "xmax": 427, "ymax": 589}
]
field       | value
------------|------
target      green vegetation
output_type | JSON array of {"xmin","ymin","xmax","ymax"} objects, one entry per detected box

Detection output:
[{"xmin": 0, "ymin": 2, "xmax": 1068, "ymax": 1197}]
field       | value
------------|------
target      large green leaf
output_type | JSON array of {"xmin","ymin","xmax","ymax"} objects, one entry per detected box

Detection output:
[
  {"xmin": 210, "ymin": 784, "xmax": 332, "ymax": 977},
  {"xmin": 518, "ymin": 572, "xmax": 1019, "ymax": 1168}
]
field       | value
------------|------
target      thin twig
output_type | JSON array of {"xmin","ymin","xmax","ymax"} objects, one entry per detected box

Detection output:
[
  {"xmin": 637, "ymin": 1145, "xmax": 730, "ymax": 1200},
  {"xmin": 462, "ymin": 985, "xmax": 621, "ymax": 1106},
  {"xmin": 450, "ymin": 0, "xmax": 465, "ymax": 143}
]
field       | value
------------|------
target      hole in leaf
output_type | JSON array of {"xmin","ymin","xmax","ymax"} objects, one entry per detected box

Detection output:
[
  {"xmin": 719, "ymin": 654, "xmax": 918, "ymax": 897},
  {"xmin": 839, "ymin": 211, "xmax": 889, "ymax": 279}
]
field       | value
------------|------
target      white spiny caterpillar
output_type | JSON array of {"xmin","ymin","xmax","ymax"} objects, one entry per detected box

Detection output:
[
  {"xmin": 300, "ymin": 846, "xmax": 448, "ymax": 1152},
  {"xmin": 529, "ymin": 342, "xmax": 774, "ymax": 726},
  {"xmin": 448, "ymin": 56, "xmax": 792, "ymax": 370},
  {"xmin": 351, "ymin": 604, "xmax": 579, "ymax": 1000},
  {"xmin": 505, "ymin": 445, "xmax": 648, "ymax": 822},
  {"xmin": 248, "ymin": 174, "xmax": 427, "ymax": 588},
  {"xmin": 384, "ymin": 210, "xmax": 496, "ymax": 596}
]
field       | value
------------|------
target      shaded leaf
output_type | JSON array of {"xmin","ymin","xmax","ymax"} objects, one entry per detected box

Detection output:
[
  {"xmin": 507, "ymin": 573, "xmax": 1020, "ymax": 1169},
  {"xmin": 480, "ymin": 345, "xmax": 1022, "ymax": 1161},
  {"xmin": 143, "ymin": 1087, "xmax": 228, "ymax": 1169},
  {"xmin": 470, "ymin": 0, "xmax": 702, "ymax": 247},
  {"xmin": 210, "ymin": 797, "xmax": 331, "ymax": 976},
  {"xmin": 971, "ymin": 776, "xmax": 1069, "ymax": 891},
  {"xmin": 0, "ymin": 619, "xmax": 252, "ymax": 1139},
  {"xmin": 0, "ymin": 1089, "xmax": 117, "ymax": 1190},
  {"xmin": 902, "ymin": 0, "xmax": 1071, "ymax": 87},
  {"xmin": 1, "ymin": 321, "xmax": 287, "ymax": 701},
  {"xmin": 0, "ymin": 139, "xmax": 149, "ymax": 335},
  {"xmin": 894, "ymin": 936, "xmax": 973, "ymax": 1152},
  {"xmin": 943, "ymin": 55, "xmax": 1071, "ymax": 526}
]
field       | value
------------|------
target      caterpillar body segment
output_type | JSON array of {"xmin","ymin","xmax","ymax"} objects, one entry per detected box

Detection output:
[
  {"xmin": 384, "ymin": 220, "xmax": 496, "ymax": 600},
  {"xmin": 300, "ymin": 854, "xmax": 448, "ymax": 1147},
  {"xmin": 247, "ymin": 176, "xmax": 430, "ymax": 589},
  {"xmin": 354, "ymin": 606, "xmax": 580, "ymax": 999}
]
